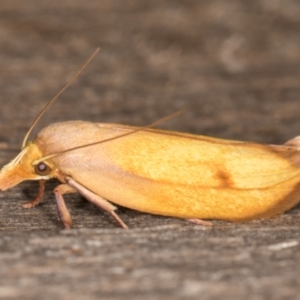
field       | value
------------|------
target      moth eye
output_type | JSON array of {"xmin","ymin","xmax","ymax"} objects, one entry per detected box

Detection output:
[{"xmin": 34, "ymin": 162, "xmax": 52, "ymax": 176}]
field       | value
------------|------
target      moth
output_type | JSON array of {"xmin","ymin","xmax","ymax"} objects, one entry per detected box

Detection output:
[{"xmin": 0, "ymin": 49, "xmax": 300, "ymax": 229}]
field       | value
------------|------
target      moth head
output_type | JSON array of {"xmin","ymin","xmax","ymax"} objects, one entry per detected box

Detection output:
[{"xmin": 0, "ymin": 143, "xmax": 55, "ymax": 191}]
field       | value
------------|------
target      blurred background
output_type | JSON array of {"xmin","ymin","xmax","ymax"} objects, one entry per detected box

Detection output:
[
  {"xmin": 0, "ymin": 1, "xmax": 300, "ymax": 299},
  {"xmin": 1, "ymin": 0, "xmax": 300, "ymax": 146}
]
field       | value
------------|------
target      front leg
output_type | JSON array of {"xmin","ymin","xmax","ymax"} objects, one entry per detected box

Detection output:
[
  {"xmin": 66, "ymin": 177, "xmax": 128, "ymax": 229},
  {"xmin": 54, "ymin": 184, "xmax": 77, "ymax": 229},
  {"xmin": 23, "ymin": 180, "xmax": 46, "ymax": 208}
]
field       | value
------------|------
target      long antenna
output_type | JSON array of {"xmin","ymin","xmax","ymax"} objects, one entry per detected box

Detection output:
[
  {"xmin": 21, "ymin": 48, "xmax": 100, "ymax": 149},
  {"xmin": 32, "ymin": 110, "xmax": 183, "ymax": 165}
]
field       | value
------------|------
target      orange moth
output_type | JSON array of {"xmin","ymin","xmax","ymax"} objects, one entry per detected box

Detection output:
[{"xmin": 1, "ymin": 50, "xmax": 300, "ymax": 229}]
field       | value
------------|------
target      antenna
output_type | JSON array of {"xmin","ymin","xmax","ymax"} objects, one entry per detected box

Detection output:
[{"xmin": 21, "ymin": 48, "xmax": 100, "ymax": 149}]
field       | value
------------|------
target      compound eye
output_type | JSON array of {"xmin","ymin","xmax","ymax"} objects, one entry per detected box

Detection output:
[{"xmin": 34, "ymin": 162, "xmax": 52, "ymax": 176}]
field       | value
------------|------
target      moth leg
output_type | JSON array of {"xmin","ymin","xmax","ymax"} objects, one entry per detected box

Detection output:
[
  {"xmin": 23, "ymin": 180, "xmax": 46, "ymax": 209},
  {"xmin": 54, "ymin": 184, "xmax": 76, "ymax": 229},
  {"xmin": 66, "ymin": 177, "xmax": 128, "ymax": 229},
  {"xmin": 186, "ymin": 218, "xmax": 213, "ymax": 227}
]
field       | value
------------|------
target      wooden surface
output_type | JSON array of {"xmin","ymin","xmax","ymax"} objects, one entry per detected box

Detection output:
[{"xmin": 0, "ymin": 1, "xmax": 300, "ymax": 299}]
